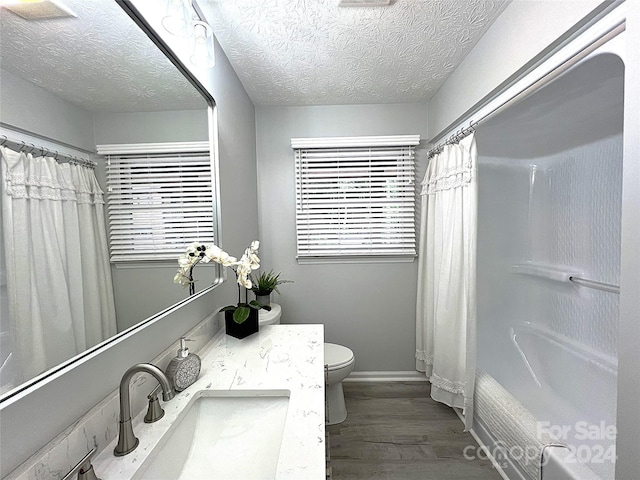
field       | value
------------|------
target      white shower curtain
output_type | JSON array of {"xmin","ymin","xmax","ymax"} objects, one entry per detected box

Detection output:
[
  {"xmin": 1, "ymin": 146, "xmax": 116, "ymax": 384},
  {"xmin": 415, "ymin": 133, "xmax": 477, "ymax": 430}
]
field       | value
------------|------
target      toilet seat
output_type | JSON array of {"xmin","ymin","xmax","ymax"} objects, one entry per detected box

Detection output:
[{"xmin": 325, "ymin": 343, "xmax": 354, "ymax": 371}]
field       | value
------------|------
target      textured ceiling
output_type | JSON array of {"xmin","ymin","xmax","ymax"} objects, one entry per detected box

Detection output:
[
  {"xmin": 1, "ymin": 0, "xmax": 510, "ymax": 111},
  {"xmin": 0, "ymin": 0, "xmax": 205, "ymax": 113},
  {"xmin": 199, "ymin": 0, "xmax": 510, "ymax": 106}
]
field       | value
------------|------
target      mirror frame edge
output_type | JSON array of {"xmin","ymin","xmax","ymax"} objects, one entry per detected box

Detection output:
[{"xmin": 0, "ymin": 279, "xmax": 222, "ymax": 408}]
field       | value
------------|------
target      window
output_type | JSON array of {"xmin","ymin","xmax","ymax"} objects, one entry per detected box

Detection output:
[
  {"xmin": 292, "ymin": 135, "xmax": 420, "ymax": 261},
  {"xmin": 98, "ymin": 142, "xmax": 215, "ymax": 262}
]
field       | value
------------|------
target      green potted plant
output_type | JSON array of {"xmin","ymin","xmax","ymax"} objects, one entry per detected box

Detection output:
[{"xmin": 251, "ymin": 270, "xmax": 293, "ymax": 306}]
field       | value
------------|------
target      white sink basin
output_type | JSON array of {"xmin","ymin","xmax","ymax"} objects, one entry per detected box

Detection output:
[{"xmin": 132, "ymin": 390, "xmax": 290, "ymax": 480}]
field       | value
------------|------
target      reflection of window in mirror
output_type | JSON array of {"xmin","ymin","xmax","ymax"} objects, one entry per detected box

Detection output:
[
  {"xmin": 0, "ymin": 0, "xmax": 218, "ymax": 400},
  {"xmin": 99, "ymin": 143, "xmax": 216, "ymax": 282}
]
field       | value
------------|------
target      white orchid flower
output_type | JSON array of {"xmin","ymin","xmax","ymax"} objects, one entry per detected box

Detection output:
[
  {"xmin": 178, "ymin": 253, "xmax": 198, "ymax": 268},
  {"xmin": 175, "ymin": 240, "xmax": 265, "ymax": 301},
  {"xmin": 173, "ymin": 269, "xmax": 191, "ymax": 287},
  {"xmin": 234, "ymin": 253, "xmax": 258, "ymax": 288},
  {"xmin": 218, "ymin": 251, "xmax": 238, "ymax": 266},
  {"xmin": 185, "ymin": 242, "xmax": 201, "ymax": 253},
  {"xmin": 203, "ymin": 245, "xmax": 222, "ymax": 262},
  {"xmin": 181, "ymin": 243, "xmax": 207, "ymax": 265},
  {"xmin": 238, "ymin": 272, "xmax": 252, "ymax": 289},
  {"xmin": 202, "ymin": 244, "xmax": 236, "ymax": 266},
  {"xmin": 235, "ymin": 256, "xmax": 250, "ymax": 272},
  {"xmin": 239, "ymin": 240, "xmax": 260, "ymax": 270},
  {"xmin": 240, "ymin": 249, "xmax": 260, "ymax": 270},
  {"xmin": 234, "ymin": 254, "xmax": 256, "ymax": 288}
]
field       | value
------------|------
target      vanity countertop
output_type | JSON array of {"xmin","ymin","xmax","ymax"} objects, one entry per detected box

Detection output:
[{"xmin": 93, "ymin": 324, "xmax": 326, "ymax": 479}]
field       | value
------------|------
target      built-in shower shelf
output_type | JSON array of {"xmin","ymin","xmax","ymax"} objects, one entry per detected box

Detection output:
[
  {"xmin": 512, "ymin": 263, "xmax": 578, "ymax": 282},
  {"xmin": 512, "ymin": 263, "xmax": 619, "ymax": 294}
]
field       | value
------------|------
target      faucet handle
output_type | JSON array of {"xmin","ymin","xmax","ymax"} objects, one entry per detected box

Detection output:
[
  {"xmin": 144, "ymin": 384, "xmax": 165, "ymax": 423},
  {"xmin": 61, "ymin": 447, "xmax": 101, "ymax": 480},
  {"xmin": 78, "ymin": 464, "xmax": 100, "ymax": 480},
  {"xmin": 147, "ymin": 383, "xmax": 163, "ymax": 400}
]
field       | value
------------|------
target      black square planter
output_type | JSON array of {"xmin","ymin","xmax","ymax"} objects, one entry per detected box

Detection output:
[{"xmin": 225, "ymin": 307, "xmax": 259, "ymax": 339}]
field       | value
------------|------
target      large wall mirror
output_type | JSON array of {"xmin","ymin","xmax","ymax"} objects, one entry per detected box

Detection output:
[{"xmin": 0, "ymin": 0, "xmax": 218, "ymax": 402}]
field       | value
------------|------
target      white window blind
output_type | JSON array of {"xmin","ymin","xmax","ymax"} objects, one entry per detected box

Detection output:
[
  {"xmin": 101, "ymin": 143, "xmax": 214, "ymax": 262},
  {"xmin": 293, "ymin": 135, "xmax": 419, "ymax": 260}
]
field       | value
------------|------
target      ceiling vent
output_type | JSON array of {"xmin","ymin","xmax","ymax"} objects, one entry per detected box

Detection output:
[
  {"xmin": 1, "ymin": 0, "xmax": 76, "ymax": 20},
  {"xmin": 338, "ymin": 0, "xmax": 391, "ymax": 7}
]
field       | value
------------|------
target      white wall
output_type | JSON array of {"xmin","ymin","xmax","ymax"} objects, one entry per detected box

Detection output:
[
  {"xmin": 616, "ymin": 2, "xmax": 640, "ymax": 477},
  {"xmin": 428, "ymin": 0, "xmax": 608, "ymax": 139},
  {"xmin": 256, "ymin": 103, "xmax": 427, "ymax": 372},
  {"xmin": 0, "ymin": 68, "xmax": 95, "ymax": 152},
  {"xmin": 93, "ymin": 109, "xmax": 208, "ymax": 144}
]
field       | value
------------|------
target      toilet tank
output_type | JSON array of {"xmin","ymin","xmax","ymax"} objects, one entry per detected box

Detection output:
[{"xmin": 259, "ymin": 303, "xmax": 282, "ymax": 326}]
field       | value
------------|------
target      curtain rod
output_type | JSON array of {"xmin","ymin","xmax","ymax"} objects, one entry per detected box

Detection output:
[
  {"xmin": 426, "ymin": 13, "xmax": 624, "ymax": 161},
  {"xmin": 427, "ymin": 122, "xmax": 477, "ymax": 159},
  {"xmin": 0, "ymin": 134, "xmax": 97, "ymax": 168}
]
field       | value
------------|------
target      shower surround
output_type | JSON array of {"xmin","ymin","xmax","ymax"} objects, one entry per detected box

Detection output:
[{"xmin": 474, "ymin": 49, "xmax": 623, "ymax": 480}]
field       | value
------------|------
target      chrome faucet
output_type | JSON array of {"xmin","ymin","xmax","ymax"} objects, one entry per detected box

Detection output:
[{"xmin": 114, "ymin": 363, "xmax": 175, "ymax": 456}]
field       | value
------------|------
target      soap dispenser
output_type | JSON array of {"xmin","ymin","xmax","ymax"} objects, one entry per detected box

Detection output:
[{"xmin": 165, "ymin": 337, "xmax": 201, "ymax": 391}]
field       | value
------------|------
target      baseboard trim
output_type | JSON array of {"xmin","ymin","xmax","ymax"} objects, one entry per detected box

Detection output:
[{"xmin": 344, "ymin": 371, "xmax": 428, "ymax": 382}]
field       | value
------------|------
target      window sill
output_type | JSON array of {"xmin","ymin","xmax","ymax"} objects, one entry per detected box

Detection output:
[{"xmin": 113, "ymin": 262, "xmax": 217, "ymax": 269}]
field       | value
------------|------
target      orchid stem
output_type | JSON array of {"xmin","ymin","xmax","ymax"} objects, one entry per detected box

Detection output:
[
  {"xmin": 188, "ymin": 265, "xmax": 195, "ymax": 296},
  {"xmin": 236, "ymin": 269, "xmax": 242, "ymax": 304}
]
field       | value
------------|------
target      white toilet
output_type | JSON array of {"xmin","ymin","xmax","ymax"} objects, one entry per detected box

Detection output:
[
  {"xmin": 323, "ymin": 342, "xmax": 355, "ymax": 425},
  {"xmin": 259, "ymin": 304, "xmax": 355, "ymax": 425},
  {"xmin": 258, "ymin": 303, "xmax": 282, "ymax": 327}
]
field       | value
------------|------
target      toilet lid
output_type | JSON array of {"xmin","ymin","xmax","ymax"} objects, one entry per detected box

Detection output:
[{"xmin": 324, "ymin": 343, "xmax": 354, "ymax": 370}]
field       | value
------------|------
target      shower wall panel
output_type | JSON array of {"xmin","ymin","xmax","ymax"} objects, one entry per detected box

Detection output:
[
  {"xmin": 527, "ymin": 140, "xmax": 622, "ymax": 357},
  {"xmin": 475, "ymin": 52, "xmax": 624, "ymax": 480}
]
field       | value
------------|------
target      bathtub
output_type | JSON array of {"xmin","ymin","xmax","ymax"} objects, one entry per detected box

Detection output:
[{"xmin": 477, "ymin": 322, "xmax": 617, "ymax": 480}]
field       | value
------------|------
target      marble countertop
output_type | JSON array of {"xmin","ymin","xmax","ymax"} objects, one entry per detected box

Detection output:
[{"xmin": 93, "ymin": 324, "xmax": 326, "ymax": 479}]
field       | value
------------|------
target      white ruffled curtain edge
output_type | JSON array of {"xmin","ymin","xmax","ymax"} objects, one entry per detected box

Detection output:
[
  {"xmin": 1, "ymin": 146, "xmax": 117, "ymax": 384},
  {"xmin": 415, "ymin": 133, "xmax": 478, "ymax": 431}
]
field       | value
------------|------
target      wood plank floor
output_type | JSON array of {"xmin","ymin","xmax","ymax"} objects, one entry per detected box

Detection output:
[{"xmin": 327, "ymin": 382, "xmax": 502, "ymax": 480}]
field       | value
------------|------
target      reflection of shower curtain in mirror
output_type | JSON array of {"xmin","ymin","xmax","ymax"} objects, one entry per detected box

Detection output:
[{"xmin": 1, "ymin": 146, "xmax": 116, "ymax": 384}]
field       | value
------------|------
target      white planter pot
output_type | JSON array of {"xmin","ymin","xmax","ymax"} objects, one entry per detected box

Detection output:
[{"xmin": 255, "ymin": 294, "xmax": 271, "ymax": 306}]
